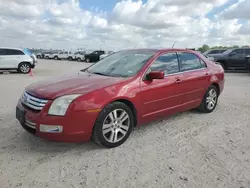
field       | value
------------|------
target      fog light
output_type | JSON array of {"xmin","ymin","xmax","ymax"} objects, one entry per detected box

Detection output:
[{"xmin": 40, "ymin": 124, "xmax": 63, "ymax": 133}]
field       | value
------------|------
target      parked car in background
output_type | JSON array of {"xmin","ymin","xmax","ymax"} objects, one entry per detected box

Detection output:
[
  {"xmin": 44, "ymin": 52, "xmax": 54, "ymax": 59},
  {"xmin": 210, "ymin": 47, "xmax": 250, "ymax": 70},
  {"xmin": 100, "ymin": 51, "xmax": 114, "ymax": 60},
  {"xmin": 84, "ymin": 50, "xmax": 105, "ymax": 62},
  {"xmin": 203, "ymin": 49, "xmax": 227, "ymax": 56},
  {"xmin": 36, "ymin": 51, "xmax": 50, "ymax": 59},
  {"xmin": 54, "ymin": 51, "xmax": 73, "ymax": 60},
  {"xmin": 16, "ymin": 48, "xmax": 224, "ymax": 148},
  {"xmin": 75, "ymin": 51, "xmax": 87, "ymax": 62},
  {"xmin": 36, "ymin": 52, "xmax": 43, "ymax": 59},
  {"xmin": 0, "ymin": 47, "xmax": 37, "ymax": 73}
]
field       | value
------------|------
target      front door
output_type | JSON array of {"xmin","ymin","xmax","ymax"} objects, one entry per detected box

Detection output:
[
  {"xmin": 140, "ymin": 52, "xmax": 184, "ymax": 122},
  {"xmin": 227, "ymin": 49, "xmax": 246, "ymax": 68}
]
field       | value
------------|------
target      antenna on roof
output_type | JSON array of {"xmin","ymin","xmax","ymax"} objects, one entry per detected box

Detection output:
[{"xmin": 172, "ymin": 41, "xmax": 177, "ymax": 48}]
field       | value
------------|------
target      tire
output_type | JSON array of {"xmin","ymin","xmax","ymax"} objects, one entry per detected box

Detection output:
[
  {"xmin": 18, "ymin": 62, "xmax": 31, "ymax": 74},
  {"xmin": 92, "ymin": 102, "xmax": 134, "ymax": 148},
  {"xmin": 86, "ymin": 58, "xmax": 90, "ymax": 63},
  {"xmin": 68, "ymin": 57, "xmax": 73, "ymax": 61},
  {"xmin": 45, "ymin": 56, "xmax": 49, "ymax": 59},
  {"xmin": 197, "ymin": 85, "xmax": 219, "ymax": 113},
  {"xmin": 54, "ymin": 56, "xmax": 59, "ymax": 60},
  {"xmin": 77, "ymin": 57, "xmax": 81, "ymax": 62},
  {"xmin": 37, "ymin": 55, "xmax": 41, "ymax": 59}
]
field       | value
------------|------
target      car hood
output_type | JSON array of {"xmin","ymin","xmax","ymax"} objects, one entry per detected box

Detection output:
[{"xmin": 26, "ymin": 71, "xmax": 125, "ymax": 99}]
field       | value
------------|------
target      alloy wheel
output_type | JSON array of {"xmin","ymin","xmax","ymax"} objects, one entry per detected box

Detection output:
[
  {"xmin": 102, "ymin": 109, "xmax": 130, "ymax": 143},
  {"xmin": 20, "ymin": 64, "xmax": 30, "ymax": 73},
  {"xmin": 206, "ymin": 88, "xmax": 217, "ymax": 110}
]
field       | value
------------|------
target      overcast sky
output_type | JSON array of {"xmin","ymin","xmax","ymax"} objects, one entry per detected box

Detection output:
[{"xmin": 0, "ymin": 0, "xmax": 249, "ymax": 50}]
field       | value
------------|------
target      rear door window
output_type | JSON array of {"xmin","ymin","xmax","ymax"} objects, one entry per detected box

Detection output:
[{"xmin": 177, "ymin": 52, "xmax": 204, "ymax": 72}]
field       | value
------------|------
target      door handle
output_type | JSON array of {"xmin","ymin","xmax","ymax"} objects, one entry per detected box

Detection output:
[
  {"xmin": 175, "ymin": 78, "xmax": 182, "ymax": 84},
  {"xmin": 205, "ymin": 73, "xmax": 210, "ymax": 76}
]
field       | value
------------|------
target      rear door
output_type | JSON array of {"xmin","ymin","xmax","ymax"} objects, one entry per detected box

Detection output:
[{"xmin": 176, "ymin": 52, "xmax": 211, "ymax": 106}]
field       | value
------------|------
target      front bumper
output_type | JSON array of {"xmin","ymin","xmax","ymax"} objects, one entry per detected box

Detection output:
[{"xmin": 16, "ymin": 100, "xmax": 97, "ymax": 143}]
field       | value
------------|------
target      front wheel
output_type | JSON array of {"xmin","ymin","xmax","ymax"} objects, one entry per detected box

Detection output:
[
  {"xmin": 77, "ymin": 57, "xmax": 81, "ymax": 62},
  {"xmin": 68, "ymin": 57, "xmax": 73, "ymax": 61},
  {"xmin": 217, "ymin": 61, "xmax": 226, "ymax": 70},
  {"xmin": 92, "ymin": 102, "xmax": 134, "ymax": 148},
  {"xmin": 18, "ymin": 62, "xmax": 31, "ymax": 74},
  {"xmin": 197, "ymin": 85, "xmax": 219, "ymax": 113}
]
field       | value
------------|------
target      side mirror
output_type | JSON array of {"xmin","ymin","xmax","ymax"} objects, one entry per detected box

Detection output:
[
  {"xmin": 229, "ymin": 52, "xmax": 236, "ymax": 56},
  {"xmin": 147, "ymin": 71, "xmax": 165, "ymax": 80}
]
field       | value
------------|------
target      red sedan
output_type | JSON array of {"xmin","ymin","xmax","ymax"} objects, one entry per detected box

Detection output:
[{"xmin": 16, "ymin": 49, "xmax": 224, "ymax": 148}]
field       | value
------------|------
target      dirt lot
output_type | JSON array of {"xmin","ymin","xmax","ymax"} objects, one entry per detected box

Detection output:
[{"xmin": 0, "ymin": 60, "xmax": 250, "ymax": 188}]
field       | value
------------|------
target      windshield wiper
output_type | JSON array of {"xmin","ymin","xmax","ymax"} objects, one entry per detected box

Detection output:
[{"xmin": 91, "ymin": 72, "xmax": 109, "ymax": 76}]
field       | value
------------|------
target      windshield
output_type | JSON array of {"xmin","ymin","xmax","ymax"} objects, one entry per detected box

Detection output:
[
  {"xmin": 85, "ymin": 50, "xmax": 156, "ymax": 77},
  {"xmin": 222, "ymin": 49, "xmax": 233, "ymax": 54},
  {"xmin": 23, "ymin": 48, "xmax": 32, "ymax": 56}
]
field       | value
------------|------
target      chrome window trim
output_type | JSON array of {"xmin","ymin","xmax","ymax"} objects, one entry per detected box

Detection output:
[{"xmin": 142, "ymin": 51, "xmax": 208, "ymax": 80}]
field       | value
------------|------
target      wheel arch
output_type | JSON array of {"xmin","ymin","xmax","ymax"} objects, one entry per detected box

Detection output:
[
  {"xmin": 211, "ymin": 82, "xmax": 220, "ymax": 95},
  {"xmin": 101, "ymin": 98, "xmax": 138, "ymax": 127},
  {"xmin": 216, "ymin": 60, "xmax": 227, "ymax": 69},
  {"xmin": 18, "ymin": 61, "xmax": 31, "ymax": 67}
]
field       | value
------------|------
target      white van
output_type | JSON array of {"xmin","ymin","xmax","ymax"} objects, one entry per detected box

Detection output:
[{"xmin": 0, "ymin": 47, "xmax": 36, "ymax": 74}]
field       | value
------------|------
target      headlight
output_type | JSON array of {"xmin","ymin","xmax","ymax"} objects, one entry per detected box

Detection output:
[{"xmin": 48, "ymin": 94, "xmax": 81, "ymax": 116}]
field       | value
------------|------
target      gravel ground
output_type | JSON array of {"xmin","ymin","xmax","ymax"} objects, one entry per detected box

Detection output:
[{"xmin": 0, "ymin": 60, "xmax": 250, "ymax": 188}]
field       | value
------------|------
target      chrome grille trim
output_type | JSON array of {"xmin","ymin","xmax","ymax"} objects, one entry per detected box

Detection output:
[
  {"xmin": 25, "ymin": 119, "xmax": 36, "ymax": 129},
  {"xmin": 22, "ymin": 92, "xmax": 48, "ymax": 111}
]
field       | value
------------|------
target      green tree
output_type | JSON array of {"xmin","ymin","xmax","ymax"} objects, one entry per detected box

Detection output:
[{"xmin": 197, "ymin": 44, "xmax": 210, "ymax": 53}]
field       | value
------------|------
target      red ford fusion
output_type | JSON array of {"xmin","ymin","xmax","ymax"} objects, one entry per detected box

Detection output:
[{"xmin": 16, "ymin": 49, "xmax": 224, "ymax": 148}]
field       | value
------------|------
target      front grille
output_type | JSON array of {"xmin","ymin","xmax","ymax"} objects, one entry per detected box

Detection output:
[{"xmin": 21, "ymin": 92, "xmax": 48, "ymax": 111}]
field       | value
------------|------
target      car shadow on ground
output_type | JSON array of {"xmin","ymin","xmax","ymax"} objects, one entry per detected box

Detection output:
[
  {"xmin": 19, "ymin": 131, "xmax": 103, "ymax": 152},
  {"xmin": 225, "ymin": 69, "xmax": 249, "ymax": 73}
]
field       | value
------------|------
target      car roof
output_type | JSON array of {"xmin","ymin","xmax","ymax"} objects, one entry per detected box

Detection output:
[
  {"xmin": 117, "ymin": 48, "xmax": 199, "ymax": 54},
  {"xmin": 0, "ymin": 47, "xmax": 23, "ymax": 51}
]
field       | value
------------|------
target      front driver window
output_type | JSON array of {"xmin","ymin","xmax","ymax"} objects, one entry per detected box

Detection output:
[
  {"xmin": 231, "ymin": 49, "xmax": 243, "ymax": 55},
  {"xmin": 149, "ymin": 53, "xmax": 179, "ymax": 75}
]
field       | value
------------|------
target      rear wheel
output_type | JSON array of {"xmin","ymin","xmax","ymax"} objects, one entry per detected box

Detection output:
[
  {"xmin": 68, "ymin": 56, "xmax": 73, "ymax": 61},
  {"xmin": 54, "ymin": 56, "xmax": 59, "ymax": 60},
  {"xmin": 197, "ymin": 85, "xmax": 219, "ymax": 113},
  {"xmin": 18, "ymin": 62, "xmax": 31, "ymax": 74},
  {"xmin": 86, "ymin": 58, "xmax": 90, "ymax": 63},
  {"xmin": 92, "ymin": 102, "xmax": 134, "ymax": 148},
  {"xmin": 77, "ymin": 57, "xmax": 81, "ymax": 62}
]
